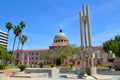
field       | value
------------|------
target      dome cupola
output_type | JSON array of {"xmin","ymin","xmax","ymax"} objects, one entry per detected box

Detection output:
[
  {"xmin": 55, "ymin": 29, "xmax": 68, "ymax": 39},
  {"xmin": 52, "ymin": 29, "xmax": 69, "ymax": 47}
]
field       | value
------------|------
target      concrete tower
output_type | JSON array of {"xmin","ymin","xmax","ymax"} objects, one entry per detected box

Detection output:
[{"xmin": 79, "ymin": 5, "xmax": 96, "ymax": 75}]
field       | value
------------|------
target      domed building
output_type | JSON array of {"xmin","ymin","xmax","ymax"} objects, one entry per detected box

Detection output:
[
  {"xmin": 51, "ymin": 29, "xmax": 69, "ymax": 48},
  {"xmin": 13, "ymin": 29, "xmax": 107, "ymax": 68}
]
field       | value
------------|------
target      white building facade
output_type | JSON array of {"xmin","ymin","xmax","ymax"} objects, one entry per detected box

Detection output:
[{"xmin": 0, "ymin": 29, "xmax": 8, "ymax": 48}]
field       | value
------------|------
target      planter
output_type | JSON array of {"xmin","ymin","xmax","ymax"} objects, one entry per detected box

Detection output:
[{"xmin": 12, "ymin": 71, "xmax": 25, "ymax": 76}]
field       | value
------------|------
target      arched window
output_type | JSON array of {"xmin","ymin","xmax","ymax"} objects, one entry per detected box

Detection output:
[
  {"xmin": 78, "ymin": 61, "xmax": 80, "ymax": 65},
  {"xmin": 16, "ymin": 53, "xmax": 19, "ymax": 58},
  {"xmin": 65, "ymin": 61, "xmax": 67, "ymax": 64}
]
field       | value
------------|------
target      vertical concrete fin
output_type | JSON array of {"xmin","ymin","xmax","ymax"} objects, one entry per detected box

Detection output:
[
  {"xmin": 86, "ymin": 5, "xmax": 92, "ymax": 47},
  {"xmin": 79, "ymin": 11, "xmax": 84, "ymax": 47}
]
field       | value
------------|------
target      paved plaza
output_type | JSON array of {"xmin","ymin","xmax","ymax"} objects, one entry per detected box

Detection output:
[
  {"xmin": 0, "ymin": 69, "xmax": 113, "ymax": 80},
  {"xmin": 0, "ymin": 74, "xmax": 113, "ymax": 80}
]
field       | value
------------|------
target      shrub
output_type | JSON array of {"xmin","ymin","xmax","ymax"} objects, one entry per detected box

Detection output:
[
  {"xmin": 38, "ymin": 62, "xmax": 44, "ymax": 68},
  {"xmin": 61, "ymin": 64, "xmax": 70, "ymax": 68},
  {"xmin": 17, "ymin": 65, "xmax": 27, "ymax": 71},
  {"xmin": 0, "ymin": 65, "xmax": 5, "ymax": 70},
  {"xmin": 50, "ymin": 64, "xmax": 56, "ymax": 68}
]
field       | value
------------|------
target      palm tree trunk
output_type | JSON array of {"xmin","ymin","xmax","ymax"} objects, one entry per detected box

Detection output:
[
  {"xmin": 21, "ymin": 44, "xmax": 24, "ymax": 65},
  {"xmin": 6, "ymin": 31, "xmax": 9, "ymax": 50},
  {"xmin": 12, "ymin": 36, "xmax": 17, "ymax": 54},
  {"xmin": 17, "ymin": 32, "xmax": 22, "ymax": 49}
]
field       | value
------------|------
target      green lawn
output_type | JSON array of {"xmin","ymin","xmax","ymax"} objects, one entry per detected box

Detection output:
[
  {"xmin": 5, "ymin": 66, "xmax": 17, "ymax": 69},
  {"xmin": 97, "ymin": 63, "xmax": 113, "ymax": 69}
]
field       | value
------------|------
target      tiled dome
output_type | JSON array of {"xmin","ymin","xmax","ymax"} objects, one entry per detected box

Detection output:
[{"xmin": 55, "ymin": 29, "xmax": 68, "ymax": 39}]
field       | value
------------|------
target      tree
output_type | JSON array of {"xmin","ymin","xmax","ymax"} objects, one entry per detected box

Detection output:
[
  {"xmin": 103, "ymin": 35, "xmax": 120, "ymax": 57},
  {"xmin": 0, "ymin": 45, "xmax": 6, "ymax": 60},
  {"xmin": 5, "ymin": 22, "xmax": 12, "ymax": 33},
  {"xmin": 0, "ymin": 45, "xmax": 14, "ymax": 65},
  {"xmin": 12, "ymin": 26, "xmax": 21, "ymax": 54},
  {"xmin": 5, "ymin": 22, "xmax": 13, "ymax": 50},
  {"xmin": 17, "ymin": 21, "xmax": 26, "ymax": 49},
  {"xmin": 103, "ymin": 39, "xmax": 113, "ymax": 53},
  {"xmin": 40, "ymin": 51, "xmax": 51, "ymax": 60},
  {"xmin": 38, "ymin": 62, "xmax": 44, "ymax": 68},
  {"xmin": 56, "ymin": 45, "xmax": 78, "ymax": 65},
  {"xmin": 5, "ymin": 53, "xmax": 14, "ymax": 61},
  {"xmin": 20, "ymin": 35, "xmax": 27, "ymax": 64}
]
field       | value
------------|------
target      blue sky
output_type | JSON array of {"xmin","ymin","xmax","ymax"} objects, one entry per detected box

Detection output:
[{"xmin": 0, "ymin": 0, "xmax": 120, "ymax": 50}]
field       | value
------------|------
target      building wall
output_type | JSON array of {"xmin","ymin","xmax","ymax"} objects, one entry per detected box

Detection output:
[
  {"xmin": 13, "ymin": 49, "xmax": 48, "ymax": 66},
  {"xmin": 13, "ymin": 46, "xmax": 108, "ymax": 67},
  {"xmin": 0, "ymin": 29, "xmax": 8, "ymax": 48}
]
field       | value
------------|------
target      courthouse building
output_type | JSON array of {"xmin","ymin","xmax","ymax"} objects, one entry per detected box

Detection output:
[{"xmin": 13, "ymin": 29, "xmax": 108, "ymax": 67}]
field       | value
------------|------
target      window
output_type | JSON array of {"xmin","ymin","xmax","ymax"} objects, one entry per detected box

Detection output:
[
  {"xmin": 47, "ymin": 62, "xmax": 49, "ymax": 64},
  {"xmin": 32, "ymin": 53, "xmax": 34, "ymax": 55},
  {"xmin": 35, "ymin": 62, "xmax": 37, "ymax": 64},
  {"xmin": 16, "ymin": 53, "xmax": 19, "ymax": 58},
  {"xmin": 36, "ymin": 53, "xmax": 38, "ymax": 55},
  {"xmin": 32, "ymin": 57, "xmax": 34, "ymax": 60},
  {"xmin": 58, "ymin": 40, "xmax": 60, "ymax": 42},
  {"xmin": 65, "ymin": 61, "xmax": 67, "ymax": 64},
  {"xmin": 36, "ymin": 57, "xmax": 38, "ymax": 60},
  {"xmin": 78, "ymin": 61, "xmax": 80, "ymax": 65},
  {"xmin": 61, "ymin": 40, "xmax": 63, "ymax": 42},
  {"xmin": 24, "ymin": 55, "xmax": 27, "ymax": 60}
]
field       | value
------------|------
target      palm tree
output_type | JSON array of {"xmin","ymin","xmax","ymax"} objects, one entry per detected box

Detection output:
[
  {"xmin": 5, "ymin": 22, "xmax": 12, "ymax": 33},
  {"xmin": 17, "ymin": 21, "xmax": 26, "ymax": 49},
  {"xmin": 12, "ymin": 26, "xmax": 21, "ymax": 54},
  {"xmin": 20, "ymin": 35, "xmax": 27, "ymax": 64},
  {"xmin": 5, "ymin": 22, "xmax": 12, "ymax": 49}
]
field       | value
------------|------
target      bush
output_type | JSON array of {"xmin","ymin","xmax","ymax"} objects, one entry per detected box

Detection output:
[
  {"xmin": 38, "ymin": 62, "xmax": 44, "ymax": 68},
  {"xmin": 50, "ymin": 64, "xmax": 56, "ymax": 68},
  {"xmin": 114, "ymin": 66, "xmax": 120, "ymax": 71},
  {"xmin": 17, "ymin": 65, "xmax": 27, "ymax": 71},
  {"xmin": 0, "ymin": 65, "xmax": 5, "ymax": 70},
  {"xmin": 61, "ymin": 64, "xmax": 70, "ymax": 68}
]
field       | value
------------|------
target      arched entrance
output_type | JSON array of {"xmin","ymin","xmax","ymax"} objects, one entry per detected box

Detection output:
[{"xmin": 56, "ymin": 58, "xmax": 61, "ymax": 66}]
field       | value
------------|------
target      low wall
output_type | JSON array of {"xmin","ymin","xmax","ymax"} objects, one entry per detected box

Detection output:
[
  {"xmin": 59, "ymin": 69, "xmax": 76, "ymax": 74},
  {"xmin": 25, "ymin": 68, "xmax": 59, "ymax": 78},
  {"xmin": 97, "ymin": 71, "xmax": 120, "ymax": 75}
]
